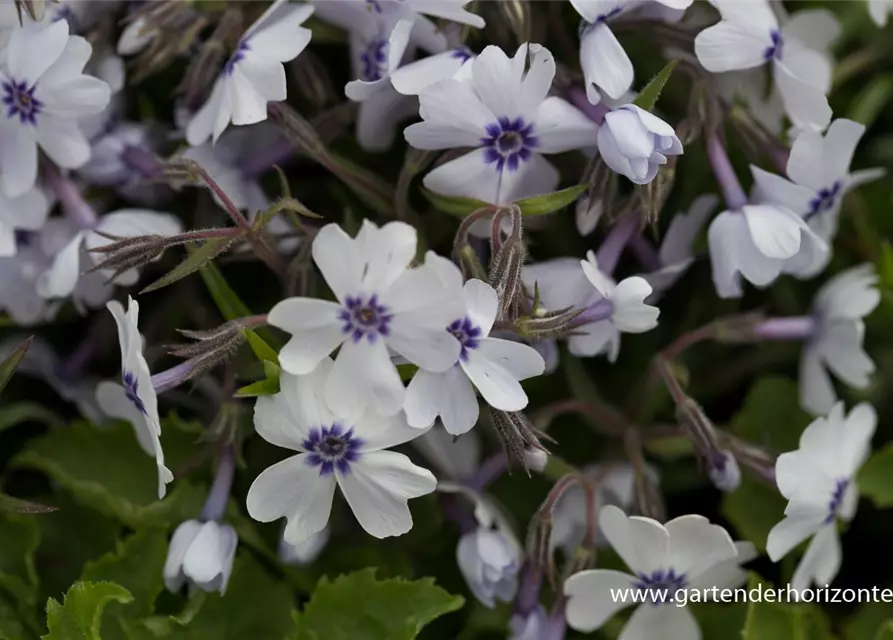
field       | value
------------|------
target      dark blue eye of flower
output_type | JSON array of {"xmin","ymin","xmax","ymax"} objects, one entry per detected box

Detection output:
[
  {"xmin": 806, "ymin": 181, "xmax": 842, "ymax": 220},
  {"xmin": 303, "ymin": 424, "xmax": 364, "ymax": 475},
  {"xmin": 361, "ymin": 38, "xmax": 389, "ymax": 81},
  {"xmin": 339, "ymin": 294, "xmax": 394, "ymax": 343},
  {"xmin": 2, "ymin": 80, "xmax": 42, "ymax": 125},
  {"xmin": 224, "ymin": 40, "xmax": 251, "ymax": 76},
  {"xmin": 481, "ymin": 117, "xmax": 539, "ymax": 172},
  {"xmin": 825, "ymin": 478, "xmax": 850, "ymax": 524},
  {"xmin": 763, "ymin": 29, "xmax": 783, "ymax": 61},
  {"xmin": 631, "ymin": 569, "xmax": 688, "ymax": 606},
  {"xmin": 123, "ymin": 371, "xmax": 148, "ymax": 415},
  {"xmin": 447, "ymin": 316, "xmax": 482, "ymax": 362}
]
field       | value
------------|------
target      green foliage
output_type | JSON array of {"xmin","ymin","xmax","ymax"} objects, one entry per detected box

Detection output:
[
  {"xmin": 875, "ymin": 621, "xmax": 893, "ymax": 640},
  {"xmin": 0, "ymin": 403, "xmax": 64, "ymax": 433},
  {"xmin": 857, "ymin": 441, "xmax": 893, "ymax": 508},
  {"xmin": 44, "ymin": 581, "xmax": 133, "ymax": 640},
  {"xmin": 741, "ymin": 574, "xmax": 834, "ymax": 640},
  {"xmin": 846, "ymin": 603, "xmax": 893, "ymax": 640},
  {"xmin": 0, "ymin": 336, "xmax": 31, "ymax": 395},
  {"xmin": 721, "ymin": 476, "xmax": 786, "ymax": 553},
  {"xmin": 142, "ymin": 238, "xmax": 238, "ymax": 294},
  {"xmin": 13, "ymin": 421, "xmax": 205, "ymax": 528},
  {"xmin": 0, "ymin": 512, "xmax": 40, "ymax": 617},
  {"xmin": 422, "ymin": 185, "xmax": 588, "ymax": 218},
  {"xmin": 632, "ymin": 59, "xmax": 679, "ymax": 111},
  {"xmin": 198, "ymin": 261, "xmax": 278, "ymax": 348},
  {"xmin": 290, "ymin": 568, "xmax": 464, "ymax": 640},
  {"xmin": 730, "ymin": 376, "xmax": 811, "ymax": 453}
]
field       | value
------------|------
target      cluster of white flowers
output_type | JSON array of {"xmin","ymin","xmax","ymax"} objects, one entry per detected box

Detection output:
[{"xmin": 2, "ymin": 0, "xmax": 888, "ymax": 633}]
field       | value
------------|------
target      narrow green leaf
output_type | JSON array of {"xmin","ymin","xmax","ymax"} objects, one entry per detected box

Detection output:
[
  {"xmin": 327, "ymin": 152, "xmax": 397, "ymax": 217},
  {"xmin": 421, "ymin": 188, "xmax": 490, "ymax": 218},
  {"xmin": 0, "ymin": 494, "xmax": 57, "ymax": 515},
  {"xmin": 235, "ymin": 377, "xmax": 280, "ymax": 398},
  {"xmin": 44, "ymin": 581, "xmax": 133, "ymax": 640},
  {"xmin": 514, "ymin": 184, "xmax": 588, "ymax": 216},
  {"xmin": 731, "ymin": 376, "xmax": 811, "ymax": 453},
  {"xmin": 141, "ymin": 237, "xmax": 236, "ymax": 294},
  {"xmin": 290, "ymin": 568, "xmax": 464, "ymax": 640},
  {"xmin": 0, "ymin": 336, "xmax": 32, "ymax": 395},
  {"xmin": 848, "ymin": 75, "xmax": 893, "ymax": 127},
  {"xmin": 0, "ymin": 512, "xmax": 40, "ymax": 609},
  {"xmin": 845, "ymin": 602, "xmax": 893, "ymax": 640},
  {"xmin": 858, "ymin": 441, "xmax": 893, "ymax": 508},
  {"xmin": 198, "ymin": 261, "xmax": 279, "ymax": 347},
  {"xmin": 721, "ymin": 476, "xmax": 786, "ymax": 552},
  {"xmin": 0, "ymin": 402, "xmax": 64, "ymax": 433},
  {"xmin": 875, "ymin": 620, "xmax": 893, "ymax": 640},
  {"xmin": 632, "ymin": 59, "xmax": 680, "ymax": 112},
  {"xmin": 878, "ymin": 240, "xmax": 893, "ymax": 289},
  {"xmin": 246, "ymin": 331, "xmax": 279, "ymax": 364}
]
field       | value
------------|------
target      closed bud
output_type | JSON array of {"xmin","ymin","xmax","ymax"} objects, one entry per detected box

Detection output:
[
  {"xmin": 721, "ymin": 434, "xmax": 776, "ymax": 485},
  {"xmin": 636, "ymin": 163, "xmax": 675, "ymax": 226},
  {"xmin": 489, "ymin": 206, "xmax": 525, "ymax": 322},
  {"xmin": 489, "ymin": 407, "xmax": 552, "ymax": 472},
  {"xmin": 516, "ymin": 305, "xmax": 585, "ymax": 340},
  {"xmin": 598, "ymin": 105, "xmax": 683, "ymax": 185},
  {"xmin": 164, "ymin": 520, "xmax": 238, "ymax": 595},
  {"xmin": 268, "ymin": 102, "xmax": 329, "ymax": 160},
  {"xmin": 707, "ymin": 450, "xmax": 741, "ymax": 493},
  {"xmin": 166, "ymin": 320, "xmax": 248, "ymax": 380}
]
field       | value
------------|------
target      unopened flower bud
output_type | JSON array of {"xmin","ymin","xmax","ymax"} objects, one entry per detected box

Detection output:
[
  {"xmin": 597, "ymin": 105, "xmax": 683, "ymax": 185},
  {"xmin": 279, "ymin": 526, "xmax": 329, "ymax": 566},
  {"xmin": 489, "ymin": 408, "xmax": 552, "ymax": 471},
  {"xmin": 164, "ymin": 520, "xmax": 238, "ymax": 595},
  {"xmin": 708, "ymin": 450, "xmax": 741, "ymax": 492},
  {"xmin": 525, "ymin": 448, "xmax": 548, "ymax": 473},
  {"xmin": 489, "ymin": 207, "xmax": 525, "ymax": 322},
  {"xmin": 457, "ymin": 526, "xmax": 521, "ymax": 608}
]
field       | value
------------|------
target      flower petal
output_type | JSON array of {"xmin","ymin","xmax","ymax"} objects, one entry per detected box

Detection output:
[
  {"xmin": 790, "ymin": 525, "xmax": 840, "ymax": 593},
  {"xmin": 766, "ymin": 504, "xmax": 827, "ymax": 561},
  {"xmin": 620, "ymin": 602, "xmax": 699, "ymax": 640},
  {"xmin": 563, "ymin": 569, "xmax": 637, "ymax": 633},
  {"xmin": 464, "ymin": 278, "xmax": 498, "ymax": 336},
  {"xmin": 664, "ymin": 514, "xmax": 738, "ymax": 580},
  {"xmin": 325, "ymin": 339, "xmax": 404, "ymax": 419},
  {"xmin": 439, "ymin": 364, "xmax": 480, "ymax": 436},
  {"xmin": 599, "ymin": 504, "xmax": 670, "ymax": 575},
  {"xmin": 268, "ymin": 298, "xmax": 344, "ymax": 375},
  {"xmin": 9, "ymin": 20, "xmax": 69, "ymax": 84},
  {"xmin": 799, "ymin": 347, "xmax": 837, "ymax": 416},
  {"xmin": 580, "ymin": 23, "xmax": 633, "ymax": 100},
  {"xmin": 694, "ymin": 21, "xmax": 769, "ymax": 72},
  {"xmin": 404, "ymin": 368, "xmax": 445, "ymax": 429},
  {"xmin": 534, "ymin": 97, "xmax": 600, "ymax": 153}
]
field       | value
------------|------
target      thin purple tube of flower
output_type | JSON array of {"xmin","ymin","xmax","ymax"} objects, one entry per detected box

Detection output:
[
  {"xmin": 201, "ymin": 447, "xmax": 236, "ymax": 521},
  {"xmin": 706, "ymin": 134, "xmax": 747, "ymax": 211},
  {"xmin": 150, "ymin": 360, "xmax": 195, "ymax": 395},
  {"xmin": 596, "ymin": 214, "xmax": 639, "ymax": 276},
  {"xmin": 754, "ymin": 316, "xmax": 816, "ymax": 341}
]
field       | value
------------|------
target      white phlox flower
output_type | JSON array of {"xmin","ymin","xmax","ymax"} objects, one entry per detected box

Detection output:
[
  {"xmin": 641, "ymin": 194, "xmax": 717, "ymax": 302},
  {"xmin": 695, "ymin": 1, "xmax": 839, "ymax": 132},
  {"xmin": 268, "ymin": 220, "xmax": 465, "ymax": 419},
  {"xmin": 186, "ymin": 0, "xmax": 314, "ymax": 146},
  {"xmin": 76, "ymin": 121, "xmax": 163, "ymax": 201},
  {"xmin": 312, "ymin": 0, "xmax": 484, "ymax": 55},
  {"xmin": 345, "ymin": 18, "xmax": 418, "ymax": 151},
  {"xmin": 767, "ymin": 402, "xmax": 875, "ymax": 593},
  {"xmin": 564, "ymin": 504, "xmax": 753, "ymax": 639},
  {"xmin": 751, "ymin": 119, "xmax": 885, "ymax": 278},
  {"xmin": 0, "ymin": 234, "xmax": 59, "ymax": 325},
  {"xmin": 404, "ymin": 272, "xmax": 546, "ymax": 436},
  {"xmin": 389, "ymin": 44, "xmax": 475, "ymax": 96},
  {"xmin": 94, "ymin": 297, "xmax": 173, "ymax": 499},
  {"xmin": 868, "ymin": 0, "xmax": 893, "ymax": 26},
  {"xmin": 279, "ymin": 526, "xmax": 330, "ymax": 566},
  {"xmin": 597, "ymin": 104, "xmax": 683, "ymax": 185},
  {"xmin": 456, "ymin": 498, "xmax": 522, "ymax": 608},
  {"xmin": 707, "ymin": 199, "xmax": 826, "ymax": 299},
  {"xmin": 413, "ymin": 424, "xmax": 482, "ymax": 482},
  {"xmin": 0, "ymin": 19, "xmax": 111, "ymax": 196},
  {"xmin": 164, "ymin": 520, "xmax": 238, "ymax": 595},
  {"xmin": 509, "ymin": 606, "xmax": 549, "ymax": 640},
  {"xmin": 0, "ymin": 184, "xmax": 51, "ymax": 257},
  {"xmin": 37, "ymin": 208, "xmax": 183, "ymax": 303},
  {"xmin": 522, "ymin": 251, "xmax": 659, "ymax": 361},
  {"xmin": 404, "ymin": 43, "xmax": 600, "ymax": 205},
  {"xmin": 246, "ymin": 359, "xmax": 437, "ymax": 543},
  {"xmin": 799, "ymin": 264, "xmax": 880, "ymax": 416}
]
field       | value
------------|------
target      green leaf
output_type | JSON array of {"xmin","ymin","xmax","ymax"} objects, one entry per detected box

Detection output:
[
  {"xmin": 421, "ymin": 189, "xmax": 490, "ymax": 217},
  {"xmin": 198, "ymin": 261, "xmax": 279, "ymax": 348},
  {"xmin": 878, "ymin": 240, "xmax": 893, "ymax": 290},
  {"xmin": 0, "ymin": 593, "xmax": 30, "ymax": 640},
  {"xmin": 245, "ymin": 331, "xmax": 279, "ymax": 364},
  {"xmin": 44, "ymin": 581, "xmax": 133, "ymax": 640},
  {"xmin": 0, "ymin": 403, "xmax": 64, "ymax": 433},
  {"xmin": 845, "ymin": 603, "xmax": 893, "ymax": 640},
  {"xmin": 875, "ymin": 621, "xmax": 893, "ymax": 640},
  {"xmin": 327, "ymin": 152, "xmax": 397, "ymax": 217},
  {"xmin": 127, "ymin": 557, "xmax": 296, "ymax": 640},
  {"xmin": 0, "ymin": 512, "xmax": 40, "ymax": 610},
  {"xmin": 644, "ymin": 435, "xmax": 695, "ymax": 459},
  {"xmin": 0, "ymin": 335, "xmax": 32, "ymax": 395},
  {"xmin": 847, "ymin": 75, "xmax": 893, "ymax": 127},
  {"xmin": 141, "ymin": 238, "xmax": 237, "ymax": 294},
  {"xmin": 14, "ymin": 421, "xmax": 205, "ymax": 528},
  {"xmin": 235, "ymin": 377, "xmax": 280, "ymax": 398},
  {"xmin": 731, "ymin": 376, "xmax": 811, "ymax": 453},
  {"xmin": 858, "ymin": 441, "xmax": 893, "ymax": 508},
  {"xmin": 742, "ymin": 574, "xmax": 834, "ymax": 640},
  {"xmin": 0, "ymin": 493, "xmax": 57, "ymax": 515},
  {"xmin": 291, "ymin": 568, "xmax": 463, "ymax": 640},
  {"xmin": 632, "ymin": 59, "xmax": 679, "ymax": 111},
  {"xmin": 513, "ymin": 184, "xmax": 588, "ymax": 216},
  {"xmin": 721, "ymin": 476, "xmax": 786, "ymax": 552}
]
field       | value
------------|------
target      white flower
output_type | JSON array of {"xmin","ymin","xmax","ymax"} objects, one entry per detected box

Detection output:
[
  {"xmin": 246, "ymin": 359, "xmax": 437, "ymax": 543},
  {"xmin": 523, "ymin": 252, "xmax": 659, "ymax": 361},
  {"xmin": 344, "ymin": 18, "xmax": 417, "ymax": 151},
  {"xmin": 564, "ymin": 505, "xmax": 749, "ymax": 638},
  {"xmin": 94, "ymin": 297, "xmax": 173, "ymax": 499},
  {"xmin": 0, "ymin": 184, "xmax": 51, "ymax": 257},
  {"xmin": 117, "ymin": 16, "xmax": 154, "ymax": 56},
  {"xmin": 404, "ymin": 43, "xmax": 599, "ymax": 205},
  {"xmin": 312, "ymin": 0, "xmax": 483, "ymax": 55},
  {"xmin": 868, "ymin": 0, "xmax": 893, "ymax": 26},
  {"xmin": 751, "ymin": 119, "xmax": 885, "ymax": 278},
  {"xmin": 390, "ymin": 46, "xmax": 475, "ymax": 96},
  {"xmin": 597, "ymin": 104, "xmax": 683, "ymax": 184},
  {"xmin": 0, "ymin": 235, "xmax": 58, "ymax": 325},
  {"xmin": 509, "ymin": 606, "xmax": 549, "ymax": 640},
  {"xmin": 642, "ymin": 194, "xmax": 717, "ymax": 301},
  {"xmin": 800, "ymin": 264, "xmax": 879, "ymax": 416},
  {"xmin": 405, "ymin": 274, "xmax": 545, "ymax": 436},
  {"xmin": 413, "ymin": 424, "xmax": 482, "ymax": 482},
  {"xmin": 767, "ymin": 402, "xmax": 875, "ymax": 592},
  {"xmin": 707, "ymin": 202, "xmax": 825, "ymax": 299},
  {"xmin": 163, "ymin": 520, "xmax": 238, "ymax": 595},
  {"xmin": 457, "ymin": 524, "xmax": 522, "ymax": 608},
  {"xmin": 279, "ymin": 526, "xmax": 329, "ymax": 566},
  {"xmin": 182, "ymin": 141, "xmax": 269, "ymax": 214},
  {"xmin": 186, "ymin": 0, "xmax": 313, "ymax": 146},
  {"xmin": 268, "ymin": 221, "xmax": 464, "ymax": 419},
  {"xmin": 37, "ymin": 208, "xmax": 183, "ymax": 303},
  {"xmin": 695, "ymin": 1, "xmax": 838, "ymax": 132},
  {"xmin": 0, "ymin": 19, "xmax": 111, "ymax": 196}
]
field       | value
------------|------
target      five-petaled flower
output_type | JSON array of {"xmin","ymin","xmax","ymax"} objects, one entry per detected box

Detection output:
[
  {"xmin": 246, "ymin": 359, "xmax": 437, "ymax": 544},
  {"xmin": 767, "ymin": 402, "xmax": 875, "ymax": 593}
]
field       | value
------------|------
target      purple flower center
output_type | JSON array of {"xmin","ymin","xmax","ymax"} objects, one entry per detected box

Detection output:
[
  {"xmin": 224, "ymin": 40, "xmax": 251, "ymax": 76},
  {"xmin": 123, "ymin": 371, "xmax": 148, "ymax": 415},
  {"xmin": 339, "ymin": 294, "xmax": 393, "ymax": 343},
  {"xmin": 481, "ymin": 117, "xmax": 539, "ymax": 172},
  {"xmin": 2, "ymin": 80, "xmax": 42, "ymax": 125},
  {"xmin": 805, "ymin": 181, "xmax": 842, "ymax": 219},
  {"xmin": 764, "ymin": 29, "xmax": 783, "ymax": 61},
  {"xmin": 447, "ymin": 316, "xmax": 482, "ymax": 362},
  {"xmin": 825, "ymin": 478, "xmax": 850, "ymax": 524},
  {"xmin": 451, "ymin": 46, "xmax": 474, "ymax": 63},
  {"xmin": 361, "ymin": 38, "xmax": 388, "ymax": 81},
  {"xmin": 631, "ymin": 568, "xmax": 688, "ymax": 606},
  {"xmin": 365, "ymin": 0, "xmax": 383, "ymax": 13},
  {"xmin": 303, "ymin": 424, "xmax": 363, "ymax": 475}
]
